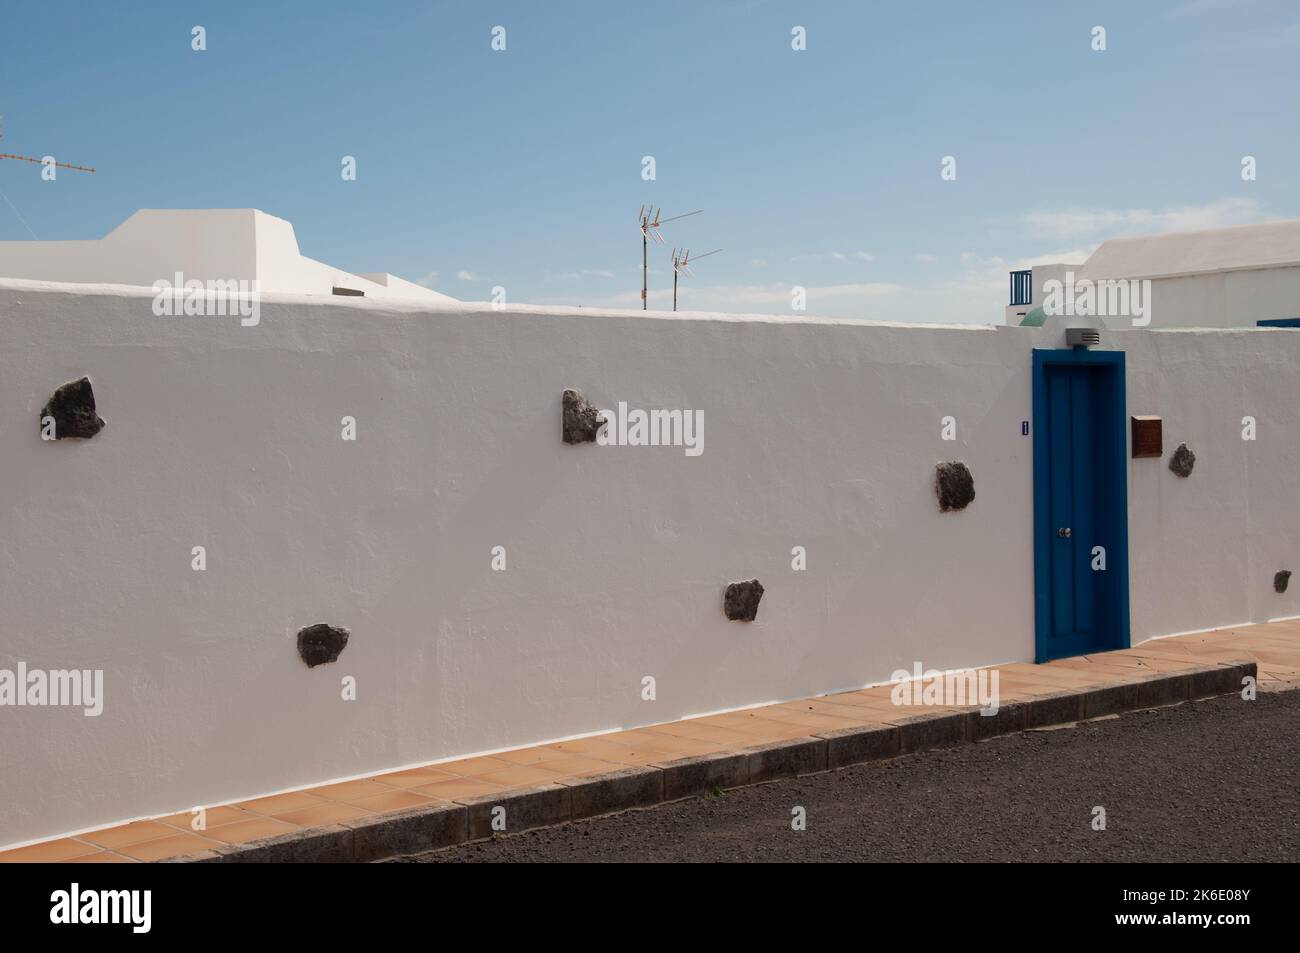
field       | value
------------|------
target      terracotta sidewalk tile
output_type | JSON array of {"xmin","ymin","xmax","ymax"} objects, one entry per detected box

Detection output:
[
  {"xmin": 413, "ymin": 777, "xmax": 507, "ymax": 800},
  {"xmin": 274, "ymin": 801, "xmax": 374, "ymax": 827},
  {"xmin": 0, "ymin": 838, "xmax": 101, "ymax": 863},
  {"xmin": 646, "ymin": 720, "xmax": 755, "ymax": 746},
  {"xmin": 63, "ymin": 851, "xmax": 138, "ymax": 863},
  {"xmin": 707, "ymin": 721, "xmax": 813, "ymax": 744},
  {"xmin": 1119, "ymin": 656, "xmax": 1201, "ymax": 673},
  {"xmin": 235, "ymin": 791, "xmax": 329, "ymax": 816},
  {"xmin": 158, "ymin": 806, "xmax": 253, "ymax": 831},
  {"xmin": 1052, "ymin": 659, "xmax": 1156, "ymax": 679},
  {"xmin": 624, "ymin": 732, "xmax": 726, "ymax": 757},
  {"xmin": 1243, "ymin": 647, "xmax": 1300, "ymax": 667},
  {"xmin": 776, "ymin": 699, "xmax": 882, "ymax": 722},
  {"xmin": 347, "ymin": 790, "xmax": 437, "ymax": 814},
  {"xmin": 369, "ymin": 767, "xmax": 460, "ymax": 788},
  {"xmin": 477, "ymin": 764, "xmax": 577, "ymax": 788},
  {"xmin": 1122, "ymin": 647, "xmax": 1219, "ymax": 666},
  {"xmin": 490, "ymin": 746, "xmax": 572, "ymax": 766},
  {"xmin": 119, "ymin": 833, "xmax": 219, "ymax": 862},
  {"xmin": 310, "ymin": 779, "xmax": 396, "ymax": 803},
  {"xmin": 534, "ymin": 756, "xmax": 625, "ymax": 778},
  {"xmin": 582, "ymin": 747, "xmax": 674, "ymax": 766},
  {"xmin": 81, "ymin": 821, "xmax": 177, "ymax": 850},
  {"xmin": 431, "ymin": 756, "xmax": 514, "ymax": 777},
  {"xmin": 600, "ymin": 728, "xmax": 699, "ymax": 749},
  {"xmin": 204, "ymin": 817, "xmax": 298, "ymax": 845}
]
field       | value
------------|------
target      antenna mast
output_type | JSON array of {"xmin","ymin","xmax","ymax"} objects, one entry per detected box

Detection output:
[
  {"xmin": 638, "ymin": 206, "xmax": 700, "ymax": 310},
  {"xmin": 670, "ymin": 247, "xmax": 721, "ymax": 312}
]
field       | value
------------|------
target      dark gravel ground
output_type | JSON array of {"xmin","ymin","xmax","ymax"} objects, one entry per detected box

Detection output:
[{"xmin": 395, "ymin": 689, "xmax": 1300, "ymax": 863}]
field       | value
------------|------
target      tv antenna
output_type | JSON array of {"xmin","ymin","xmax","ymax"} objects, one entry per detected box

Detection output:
[
  {"xmin": 0, "ymin": 153, "xmax": 96, "ymax": 174},
  {"xmin": 0, "ymin": 115, "xmax": 95, "ymax": 173},
  {"xmin": 638, "ymin": 205, "xmax": 701, "ymax": 310},
  {"xmin": 670, "ymin": 248, "xmax": 721, "ymax": 312}
]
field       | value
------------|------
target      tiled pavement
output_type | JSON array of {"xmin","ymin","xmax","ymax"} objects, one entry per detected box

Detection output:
[{"xmin": 3, "ymin": 619, "xmax": 1295, "ymax": 863}]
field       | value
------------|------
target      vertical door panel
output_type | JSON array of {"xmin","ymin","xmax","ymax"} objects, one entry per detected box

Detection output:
[
  {"xmin": 1047, "ymin": 366, "xmax": 1075, "ymax": 641},
  {"xmin": 1070, "ymin": 368, "xmax": 1096, "ymax": 640}
]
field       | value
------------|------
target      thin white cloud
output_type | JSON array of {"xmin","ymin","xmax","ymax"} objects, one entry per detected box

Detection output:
[
  {"xmin": 545, "ymin": 268, "xmax": 616, "ymax": 281},
  {"xmin": 414, "ymin": 271, "xmax": 439, "ymax": 288},
  {"xmin": 1169, "ymin": 0, "xmax": 1226, "ymax": 16},
  {"xmin": 1020, "ymin": 198, "xmax": 1260, "ymax": 241},
  {"xmin": 1168, "ymin": 0, "xmax": 1259, "ymax": 18},
  {"xmin": 791, "ymin": 250, "xmax": 876, "ymax": 263},
  {"xmin": 914, "ymin": 253, "xmax": 938, "ymax": 263},
  {"xmin": 1227, "ymin": 22, "xmax": 1300, "ymax": 49},
  {"xmin": 456, "ymin": 270, "xmax": 481, "ymax": 282}
]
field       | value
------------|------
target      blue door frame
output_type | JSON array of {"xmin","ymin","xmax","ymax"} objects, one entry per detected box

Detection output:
[{"xmin": 1032, "ymin": 348, "xmax": 1130, "ymax": 663}]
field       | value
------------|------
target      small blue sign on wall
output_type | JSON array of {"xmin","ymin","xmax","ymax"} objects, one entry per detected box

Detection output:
[{"xmin": 1021, "ymin": 420, "xmax": 1030, "ymax": 436}]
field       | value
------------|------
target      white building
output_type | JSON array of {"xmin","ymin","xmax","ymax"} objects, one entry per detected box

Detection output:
[
  {"xmin": 1006, "ymin": 218, "xmax": 1300, "ymax": 329},
  {"xmin": 0, "ymin": 208, "xmax": 457, "ymax": 304}
]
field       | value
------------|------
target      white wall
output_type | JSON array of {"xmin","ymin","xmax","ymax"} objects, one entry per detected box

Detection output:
[
  {"xmin": 1, "ymin": 283, "xmax": 1296, "ymax": 847},
  {"xmin": 1126, "ymin": 327, "xmax": 1300, "ymax": 635},
  {"xmin": 1140, "ymin": 267, "xmax": 1300, "ymax": 329}
]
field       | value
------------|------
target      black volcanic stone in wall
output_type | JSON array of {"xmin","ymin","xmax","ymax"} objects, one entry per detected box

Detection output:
[
  {"xmin": 1169, "ymin": 443, "xmax": 1196, "ymax": 478},
  {"xmin": 40, "ymin": 377, "xmax": 105, "ymax": 439},
  {"xmin": 935, "ymin": 461, "xmax": 975, "ymax": 511},
  {"xmin": 1276, "ymin": 571, "xmax": 1292, "ymax": 594},
  {"xmin": 562, "ymin": 389, "xmax": 603, "ymax": 444},
  {"xmin": 297, "ymin": 624, "xmax": 350, "ymax": 667},
  {"xmin": 724, "ymin": 580, "xmax": 764, "ymax": 622}
]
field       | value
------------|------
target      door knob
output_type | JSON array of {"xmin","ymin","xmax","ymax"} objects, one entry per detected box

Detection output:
[{"xmin": 1058, "ymin": 527, "xmax": 1072, "ymax": 538}]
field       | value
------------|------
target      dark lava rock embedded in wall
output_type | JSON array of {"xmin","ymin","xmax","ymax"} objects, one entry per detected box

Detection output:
[
  {"xmin": 935, "ymin": 461, "xmax": 975, "ymax": 512},
  {"xmin": 1276, "ymin": 571, "xmax": 1292, "ymax": 594},
  {"xmin": 40, "ymin": 377, "xmax": 105, "ymax": 440},
  {"xmin": 562, "ymin": 389, "xmax": 603, "ymax": 444},
  {"xmin": 724, "ymin": 580, "xmax": 764, "ymax": 622},
  {"xmin": 297, "ymin": 624, "xmax": 350, "ymax": 667},
  {"xmin": 1169, "ymin": 443, "xmax": 1196, "ymax": 478}
]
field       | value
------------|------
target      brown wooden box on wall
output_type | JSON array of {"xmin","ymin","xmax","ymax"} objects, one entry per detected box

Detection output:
[{"xmin": 1131, "ymin": 415, "xmax": 1163, "ymax": 458}]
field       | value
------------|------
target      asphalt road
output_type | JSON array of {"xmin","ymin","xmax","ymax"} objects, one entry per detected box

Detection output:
[{"xmin": 395, "ymin": 689, "xmax": 1300, "ymax": 863}]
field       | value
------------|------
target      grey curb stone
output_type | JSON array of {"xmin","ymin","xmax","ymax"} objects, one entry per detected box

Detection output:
[
  {"xmin": 815, "ymin": 723, "xmax": 900, "ymax": 769},
  {"xmin": 1133, "ymin": 672, "xmax": 1191, "ymax": 708},
  {"xmin": 1230, "ymin": 661, "xmax": 1258, "ymax": 692},
  {"xmin": 457, "ymin": 783, "xmax": 572, "ymax": 840},
  {"xmin": 1081, "ymin": 680, "xmax": 1143, "ymax": 719},
  {"xmin": 1022, "ymin": 691, "xmax": 1085, "ymax": 728},
  {"xmin": 967, "ymin": 702, "xmax": 1027, "ymax": 741},
  {"xmin": 344, "ymin": 803, "xmax": 468, "ymax": 862},
  {"xmin": 561, "ymin": 766, "xmax": 664, "ymax": 819},
  {"xmin": 745, "ymin": 736, "xmax": 828, "ymax": 783},
  {"xmin": 215, "ymin": 824, "xmax": 354, "ymax": 863},
  {"xmin": 653, "ymin": 752, "xmax": 750, "ymax": 800},
  {"xmin": 1187, "ymin": 662, "xmax": 1253, "ymax": 699},
  {"xmin": 889, "ymin": 710, "xmax": 969, "ymax": 753}
]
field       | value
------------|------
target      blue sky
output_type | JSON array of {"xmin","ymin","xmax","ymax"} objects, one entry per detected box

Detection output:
[{"xmin": 1, "ymin": 0, "xmax": 1296, "ymax": 322}]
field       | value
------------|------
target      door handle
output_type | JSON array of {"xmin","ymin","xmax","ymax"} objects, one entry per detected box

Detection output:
[{"xmin": 1058, "ymin": 527, "xmax": 1072, "ymax": 538}]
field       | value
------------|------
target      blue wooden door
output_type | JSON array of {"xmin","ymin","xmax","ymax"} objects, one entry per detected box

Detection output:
[{"xmin": 1033, "ymin": 350, "xmax": 1129, "ymax": 662}]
